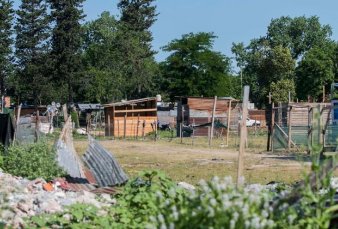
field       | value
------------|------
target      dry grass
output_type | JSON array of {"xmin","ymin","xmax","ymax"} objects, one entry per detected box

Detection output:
[{"xmin": 74, "ymin": 134, "xmax": 309, "ymax": 185}]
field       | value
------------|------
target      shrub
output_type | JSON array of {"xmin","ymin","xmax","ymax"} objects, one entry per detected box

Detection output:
[{"xmin": 1, "ymin": 141, "xmax": 65, "ymax": 180}]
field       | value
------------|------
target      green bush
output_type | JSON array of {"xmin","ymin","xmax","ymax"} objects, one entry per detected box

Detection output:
[{"xmin": 1, "ymin": 141, "xmax": 65, "ymax": 180}]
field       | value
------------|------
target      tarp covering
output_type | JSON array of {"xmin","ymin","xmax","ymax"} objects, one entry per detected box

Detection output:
[{"xmin": 0, "ymin": 114, "xmax": 14, "ymax": 148}]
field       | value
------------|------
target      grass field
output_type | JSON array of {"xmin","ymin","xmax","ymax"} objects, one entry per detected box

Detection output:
[{"xmin": 74, "ymin": 131, "xmax": 310, "ymax": 185}]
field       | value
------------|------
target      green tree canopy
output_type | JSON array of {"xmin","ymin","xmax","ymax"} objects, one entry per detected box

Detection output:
[
  {"xmin": 270, "ymin": 79, "xmax": 296, "ymax": 103},
  {"xmin": 116, "ymin": 0, "xmax": 158, "ymax": 99},
  {"xmin": 161, "ymin": 32, "xmax": 237, "ymax": 100},
  {"xmin": 80, "ymin": 12, "xmax": 123, "ymax": 103},
  {"xmin": 296, "ymin": 43, "xmax": 336, "ymax": 101},
  {"xmin": 0, "ymin": 0, "xmax": 14, "ymax": 97},
  {"xmin": 14, "ymin": 0, "xmax": 51, "ymax": 105},
  {"xmin": 267, "ymin": 16, "xmax": 332, "ymax": 59},
  {"xmin": 49, "ymin": 0, "xmax": 85, "ymax": 103}
]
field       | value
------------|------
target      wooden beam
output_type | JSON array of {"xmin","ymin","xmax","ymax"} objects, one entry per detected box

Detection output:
[
  {"xmin": 209, "ymin": 96, "xmax": 217, "ymax": 147},
  {"xmin": 288, "ymin": 106, "xmax": 292, "ymax": 152},
  {"xmin": 237, "ymin": 86, "xmax": 249, "ymax": 187},
  {"xmin": 113, "ymin": 108, "xmax": 157, "ymax": 114},
  {"xmin": 226, "ymin": 100, "xmax": 232, "ymax": 146}
]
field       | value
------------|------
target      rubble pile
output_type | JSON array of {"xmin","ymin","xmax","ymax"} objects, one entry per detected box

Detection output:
[{"xmin": 0, "ymin": 171, "xmax": 116, "ymax": 228}]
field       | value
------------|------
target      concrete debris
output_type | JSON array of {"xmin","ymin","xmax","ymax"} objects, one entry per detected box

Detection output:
[{"xmin": 0, "ymin": 172, "xmax": 116, "ymax": 228}]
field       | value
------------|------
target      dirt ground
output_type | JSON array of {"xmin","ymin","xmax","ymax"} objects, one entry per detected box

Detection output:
[{"xmin": 74, "ymin": 136, "xmax": 310, "ymax": 185}]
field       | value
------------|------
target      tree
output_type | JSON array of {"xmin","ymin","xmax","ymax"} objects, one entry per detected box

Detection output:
[
  {"xmin": 116, "ymin": 0, "xmax": 158, "ymax": 99},
  {"xmin": 267, "ymin": 16, "xmax": 332, "ymax": 59},
  {"xmin": 0, "ymin": 0, "xmax": 14, "ymax": 98},
  {"xmin": 14, "ymin": 0, "xmax": 51, "ymax": 105},
  {"xmin": 296, "ymin": 44, "xmax": 335, "ymax": 101},
  {"xmin": 232, "ymin": 40, "xmax": 295, "ymax": 106},
  {"xmin": 80, "ymin": 12, "xmax": 124, "ymax": 103},
  {"xmin": 49, "ymin": 0, "xmax": 85, "ymax": 102},
  {"xmin": 161, "ymin": 32, "xmax": 234, "ymax": 100},
  {"xmin": 270, "ymin": 79, "xmax": 296, "ymax": 103}
]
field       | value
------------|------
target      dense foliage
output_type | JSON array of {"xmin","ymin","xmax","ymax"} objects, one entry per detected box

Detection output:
[
  {"xmin": 25, "ymin": 166, "xmax": 338, "ymax": 228},
  {"xmin": 161, "ymin": 32, "xmax": 239, "ymax": 100},
  {"xmin": 14, "ymin": 0, "xmax": 51, "ymax": 105},
  {"xmin": 0, "ymin": 141, "xmax": 64, "ymax": 180},
  {"xmin": 0, "ymin": 1, "xmax": 338, "ymax": 106},
  {"xmin": 0, "ymin": 0, "xmax": 14, "ymax": 97}
]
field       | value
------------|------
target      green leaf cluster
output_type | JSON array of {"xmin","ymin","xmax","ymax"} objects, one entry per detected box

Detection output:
[{"xmin": 0, "ymin": 141, "xmax": 65, "ymax": 180}]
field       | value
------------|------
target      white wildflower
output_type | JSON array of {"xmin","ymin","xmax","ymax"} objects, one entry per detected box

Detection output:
[
  {"xmin": 230, "ymin": 219, "xmax": 236, "ymax": 229},
  {"xmin": 158, "ymin": 214, "xmax": 165, "ymax": 223},
  {"xmin": 210, "ymin": 198, "xmax": 217, "ymax": 206}
]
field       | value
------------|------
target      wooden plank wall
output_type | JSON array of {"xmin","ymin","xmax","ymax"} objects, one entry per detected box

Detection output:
[{"xmin": 105, "ymin": 116, "xmax": 157, "ymax": 137}]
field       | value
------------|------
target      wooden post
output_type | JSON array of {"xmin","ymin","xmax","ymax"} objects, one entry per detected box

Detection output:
[
  {"xmin": 278, "ymin": 102, "xmax": 282, "ymax": 126},
  {"xmin": 35, "ymin": 110, "xmax": 40, "ymax": 142},
  {"xmin": 155, "ymin": 120, "xmax": 158, "ymax": 141},
  {"xmin": 117, "ymin": 119, "xmax": 120, "ymax": 139},
  {"xmin": 192, "ymin": 118, "xmax": 195, "ymax": 146},
  {"xmin": 271, "ymin": 103, "xmax": 275, "ymax": 152},
  {"xmin": 14, "ymin": 105, "xmax": 22, "ymax": 143},
  {"xmin": 237, "ymin": 86, "xmax": 250, "ymax": 187},
  {"xmin": 226, "ymin": 100, "xmax": 232, "ymax": 147},
  {"xmin": 108, "ymin": 115, "xmax": 111, "ymax": 137},
  {"xmin": 142, "ymin": 120, "xmax": 145, "ymax": 140},
  {"xmin": 136, "ymin": 114, "xmax": 140, "ymax": 139},
  {"xmin": 180, "ymin": 123, "xmax": 183, "ymax": 144},
  {"xmin": 209, "ymin": 96, "xmax": 217, "ymax": 147},
  {"xmin": 318, "ymin": 104, "xmax": 322, "ymax": 145},
  {"xmin": 323, "ymin": 86, "xmax": 325, "ymax": 103},
  {"xmin": 288, "ymin": 105, "xmax": 292, "ymax": 152},
  {"xmin": 112, "ymin": 106, "xmax": 115, "ymax": 139},
  {"xmin": 307, "ymin": 107, "xmax": 312, "ymax": 154},
  {"xmin": 124, "ymin": 114, "xmax": 127, "ymax": 139},
  {"xmin": 62, "ymin": 104, "xmax": 68, "ymax": 122}
]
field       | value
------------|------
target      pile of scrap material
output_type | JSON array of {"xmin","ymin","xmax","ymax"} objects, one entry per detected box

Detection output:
[
  {"xmin": 0, "ymin": 171, "xmax": 116, "ymax": 228},
  {"xmin": 82, "ymin": 136, "xmax": 128, "ymax": 187},
  {"xmin": 56, "ymin": 117, "xmax": 128, "ymax": 188},
  {"xmin": 56, "ymin": 117, "xmax": 86, "ymax": 178}
]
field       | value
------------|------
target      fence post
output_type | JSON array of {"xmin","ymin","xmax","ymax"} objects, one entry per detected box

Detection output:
[
  {"xmin": 271, "ymin": 103, "xmax": 275, "ymax": 153},
  {"xmin": 124, "ymin": 114, "xmax": 127, "ymax": 139},
  {"xmin": 108, "ymin": 114, "xmax": 111, "ymax": 137},
  {"xmin": 288, "ymin": 105, "xmax": 292, "ymax": 152},
  {"xmin": 226, "ymin": 100, "xmax": 232, "ymax": 147},
  {"xmin": 237, "ymin": 86, "xmax": 250, "ymax": 187},
  {"xmin": 209, "ymin": 96, "xmax": 217, "ymax": 147}
]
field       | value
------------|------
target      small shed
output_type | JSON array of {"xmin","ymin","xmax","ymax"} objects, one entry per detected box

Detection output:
[
  {"xmin": 104, "ymin": 98, "xmax": 158, "ymax": 138},
  {"xmin": 176, "ymin": 96, "xmax": 239, "ymax": 137}
]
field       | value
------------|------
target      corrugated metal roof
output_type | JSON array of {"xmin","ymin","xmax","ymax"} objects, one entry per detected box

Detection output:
[
  {"xmin": 82, "ymin": 136, "xmax": 128, "ymax": 187},
  {"xmin": 104, "ymin": 97, "xmax": 157, "ymax": 107},
  {"xmin": 77, "ymin": 104, "xmax": 103, "ymax": 111}
]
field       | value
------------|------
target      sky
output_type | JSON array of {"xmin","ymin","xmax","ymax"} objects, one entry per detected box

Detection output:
[{"xmin": 13, "ymin": 0, "xmax": 338, "ymax": 69}]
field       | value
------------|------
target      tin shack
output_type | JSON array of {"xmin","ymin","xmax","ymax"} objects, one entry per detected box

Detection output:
[{"xmin": 176, "ymin": 97, "xmax": 239, "ymax": 137}]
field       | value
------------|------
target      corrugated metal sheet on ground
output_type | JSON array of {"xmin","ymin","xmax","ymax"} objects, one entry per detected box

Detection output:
[
  {"xmin": 82, "ymin": 136, "xmax": 128, "ymax": 187},
  {"xmin": 56, "ymin": 139, "xmax": 85, "ymax": 178}
]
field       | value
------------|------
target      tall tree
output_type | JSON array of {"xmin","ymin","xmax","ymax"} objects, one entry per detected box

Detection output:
[
  {"xmin": 116, "ymin": 0, "xmax": 158, "ymax": 99},
  {"xmin": 49, "ymin": 0, "xmax": 85, "ymax": 102},
  {"xmin": 15, "ymin": 0, "xmax": 51, "ymax": 105},
  {"xmin": 80, "ymin": 12, "xmax": 124, "ymax": 103},
  {"xmin": 0, "ymin": 0, "xmax": 14, "ymax": 97},
  {"xmin": 267, "ymin": 16, "xmax": 332, "ymax": 59},
  {"xmin": 296, "ymin": 44, "xmax": 335, "ymax": 101},
  {"xmin": 161, "ymin": 32, "xmax": 235, "ymax": 100}
]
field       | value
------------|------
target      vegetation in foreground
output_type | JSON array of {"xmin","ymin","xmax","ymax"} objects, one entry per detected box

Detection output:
[
  {"xmin": 0, "ymin": 141, "xmax": 65, "ymax": 180},
  {"xmin": 24, "ymin": 165, "xmax": 337, "ymax": 229}
]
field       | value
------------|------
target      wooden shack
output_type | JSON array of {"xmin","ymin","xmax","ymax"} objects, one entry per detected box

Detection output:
[
  {"xmin": 104, "ymin": 98, "xmax": 158, "ymax": 138},
  {"xmin": 176, "ymin": 97, "xmax": 239, "ymax": 137}
]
